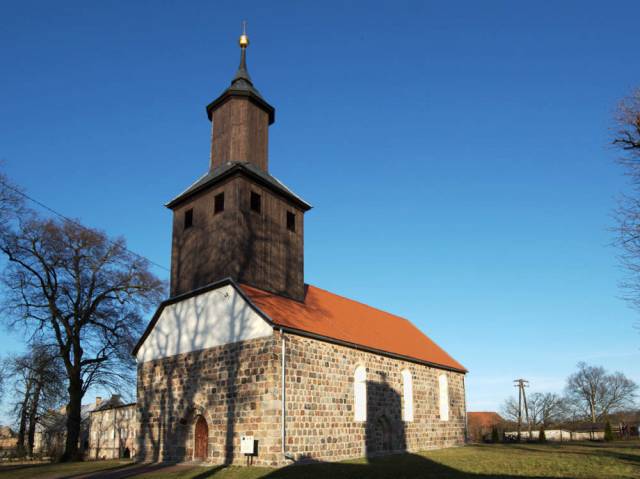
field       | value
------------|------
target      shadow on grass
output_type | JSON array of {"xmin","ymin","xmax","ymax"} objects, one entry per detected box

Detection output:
[
  {"xmin": 188, "ymin": 466, "xmax": 227, "ymax": 479},
  {"xmin": 65, "ymin": 463, "xmax": 226, "ymax": 479},
  {"xmin": 258, "ymin": 453, "xmax": 553, "ymax": 479},
  {"xmin": 61, "ymin": 462, "xmax": 188, "ymax": 479},
  {"xmin": 7, "ymin": 443, "xmax": 640, "ymax": 479}
]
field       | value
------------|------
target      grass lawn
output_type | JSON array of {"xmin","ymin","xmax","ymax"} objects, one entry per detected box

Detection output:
[{"xmin": 1, "ymin": 441, "xmax": 638, "ymax": 478}]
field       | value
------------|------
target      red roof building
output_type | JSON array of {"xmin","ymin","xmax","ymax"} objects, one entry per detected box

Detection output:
[{"xmin": 467, "ymin": 412, "xmax": 504, "ymax": 442}]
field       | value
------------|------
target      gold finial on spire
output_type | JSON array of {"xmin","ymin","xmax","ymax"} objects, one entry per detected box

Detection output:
[{"xmin": 239, "ymin": 20, "xmax": 249, "ymax": 48}]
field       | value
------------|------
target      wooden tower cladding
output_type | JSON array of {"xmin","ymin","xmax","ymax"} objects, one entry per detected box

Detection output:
[
  {"xmin": 209, "ymin": 97, "xmax": 270, "ymax": 172},
  {"xmin": 166, "ymin": 33, "xmax": 311, "ymax": 301}
]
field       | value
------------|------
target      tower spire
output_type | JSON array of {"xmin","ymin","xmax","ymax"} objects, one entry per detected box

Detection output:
[
  {"xmin": 206, "ymin": 22, "xmax": 273, "ymax": 125},
  {"xmin": 233, "ymin": 21, "xmax": 252, "ymax": 85}
]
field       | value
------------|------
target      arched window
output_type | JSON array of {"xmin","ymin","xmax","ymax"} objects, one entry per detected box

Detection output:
[
  {"xmin": 354, "ymin": 365, "xmax": 367, "ymax": 422},
  {"xmin": 439, "ymin": 373, "xmax": 449, "ymax": 421},
  {"xmin": 401, "ymin": 369, "xmax": 414, "ymax": 422}
]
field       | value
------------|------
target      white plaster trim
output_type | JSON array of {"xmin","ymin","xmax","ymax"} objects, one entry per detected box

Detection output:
[{"xmin": 136, "ymin": 284, "xmax": 273, "ymax": 363}]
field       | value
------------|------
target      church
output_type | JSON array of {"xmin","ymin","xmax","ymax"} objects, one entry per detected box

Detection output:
[{"xmin": 132, "ymin": 30, "xmax": 467, "ymax": 467}]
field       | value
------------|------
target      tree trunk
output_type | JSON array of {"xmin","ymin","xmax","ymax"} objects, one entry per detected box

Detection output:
[
  {"xmin": 61, "ymin": 373, "xmax": 83, "ymax": 462},
  {"xmin": 26, "ymin": 381, "xmax": 42, "ymax": 456},
  {"xmin": 16, "ymin": 378, "xmax": 33, "ymax": 457}
]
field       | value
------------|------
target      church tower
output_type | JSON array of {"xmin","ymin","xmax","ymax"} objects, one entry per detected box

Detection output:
[{"xmin": 166, "ymin": 29, "xmax": 311, "ymax": 301}]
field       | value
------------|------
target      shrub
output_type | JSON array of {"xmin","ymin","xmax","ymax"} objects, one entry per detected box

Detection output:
[
  {"xmin": 491, "ymin": 426, "xmax": 500, "ymax": 443},
  {"xmin": 539, "ymin": 425, "xmax": 546, "ymax": 443},
  {"xmin": 604, "ymin": 421, "xmax": 614, "ymax": 442}
]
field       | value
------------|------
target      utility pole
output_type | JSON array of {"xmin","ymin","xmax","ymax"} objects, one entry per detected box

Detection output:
[{"xmin": 514, "ymin": 379, "xmax": 531, "ymax": 442}]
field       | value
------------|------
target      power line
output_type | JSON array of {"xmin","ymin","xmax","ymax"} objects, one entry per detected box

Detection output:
[{"xmin": 0, "ymin": 178, "xmax": 170, "ymax": 272}]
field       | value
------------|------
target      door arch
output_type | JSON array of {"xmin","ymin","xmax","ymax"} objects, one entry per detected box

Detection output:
[{"xmin": 194, "ymin": 415, "xmax": 208, "ymax": 461}]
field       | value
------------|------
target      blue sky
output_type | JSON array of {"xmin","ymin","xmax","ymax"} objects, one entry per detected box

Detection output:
[{"xmin": 1, "ymin": 1, "xmax": 639, "ymax": 415}]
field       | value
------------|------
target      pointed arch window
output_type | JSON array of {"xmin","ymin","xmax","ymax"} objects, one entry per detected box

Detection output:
[
  {"xmin": 354, "ymin": 365, "xmax": 367, "ymax": 422},
  {"xmin": 439, "ymin": 373, "xmax": 449, "ymax": 421},
  {"xmin": 401, "ymin": 369, "xmax": 414, "ymax": 422}
]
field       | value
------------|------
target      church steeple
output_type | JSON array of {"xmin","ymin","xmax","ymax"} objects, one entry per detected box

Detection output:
[
  {"xmin": 232, "ymin": 24, "xmax": 251, "ymax": 84},
  {"xmin": 206, "ymin": 25, "xmax": 275, "ymax": 172},
  {"xmin": 167, "ymin": 28, "xmax": 310, "ymax": 301}
]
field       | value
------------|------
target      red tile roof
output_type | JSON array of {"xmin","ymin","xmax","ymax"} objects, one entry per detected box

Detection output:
[
  {"xmin": 240, "ymin": 283, "xmax": 466, "ymax": 372},
  {"xmin": 468, "ymin": 412, "xmax": 504, "ymax": 428}
]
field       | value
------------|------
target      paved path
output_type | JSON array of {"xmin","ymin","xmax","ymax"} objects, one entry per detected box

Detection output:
[
  {"xmin": 73, "ymin": 463, "xmax": 192, "ymax": 479},
  {"xmin": 5, "ymin": 462, "xmax": 212, "ymax": 479}
]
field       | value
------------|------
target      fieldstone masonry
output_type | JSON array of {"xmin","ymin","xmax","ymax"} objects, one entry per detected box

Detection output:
[
  {"xmin": 136, "ymin": 336, "xmax": 281, "ymax": 465},
  {"xmin": 283, "ymin": 334, "xmax": 466, "ymax": 463},
  {"xmin": 136, "ymin": 331, "xmax": 466, "ymax": 466}
]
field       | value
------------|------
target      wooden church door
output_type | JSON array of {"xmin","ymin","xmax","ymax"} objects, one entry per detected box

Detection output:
[{"xmin": 194, "ymin": 416, "xmax": 208, "ymax": 461}]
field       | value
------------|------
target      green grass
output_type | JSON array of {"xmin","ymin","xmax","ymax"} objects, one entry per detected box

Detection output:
[{"xmin": 1, "ymin": 441, "xmax": 638, "ymax": 479}]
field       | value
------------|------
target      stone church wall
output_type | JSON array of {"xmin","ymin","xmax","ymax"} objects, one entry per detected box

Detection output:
[
  {"xmin": 136, "ymin": 331, "xmax": 466, "ymax": 467},
  {"xmin": 136, "ymin": 335, "xmax": 283, "ymax": 466},
  {"xmin": 282, "ymin": 332, "xmax": 466, "ymax": 463}
]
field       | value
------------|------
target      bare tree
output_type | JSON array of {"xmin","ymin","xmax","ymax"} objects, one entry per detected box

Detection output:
[
  {"xmin": 500, "ymin": 396, "xmax": 520, "ymax": 423},
  {"xmin": 525, "ymin": 393, "xmax": 542, "ymax": 425},
  {"xmin": 614, "ymin": 88, "xmax": 640, "ymax": 158},
  {"xmin": 0, "ymin": 215, "xmax": 164, "ymax": 460},
  {"xmin": 565, "ymin": 362, "xmax": 637, "ymax": 423},
  {"xmin": 613, "ymin": 89, "xmax": 640, "ymax": 316},
  {"xmin": 502, "ymin": 392, "xmax": 567, "ymax": 427},
  {"xmin": 527, "ymin": 392, "xmax": 567, "ymax": 426},
  {"xmin": 5, "ymin": 344, "xmax": 66, "ymax": 456},
  {"xmin": 0, "ymin": 170, "xmax": 25, "ymax": 228}
]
